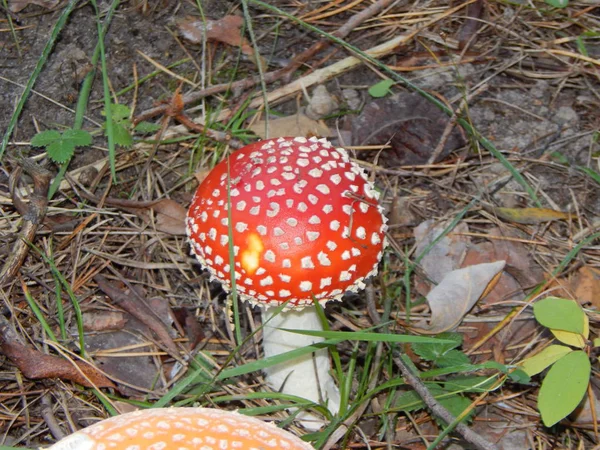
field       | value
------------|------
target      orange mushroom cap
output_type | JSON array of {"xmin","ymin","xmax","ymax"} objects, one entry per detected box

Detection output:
[
  {"xmin": 186, "ymin": 136, "xmax": 387, "ymax": 308},
  {"xmin": 47, "ymin": 407, "xmax": 314, "ymax": 450}
]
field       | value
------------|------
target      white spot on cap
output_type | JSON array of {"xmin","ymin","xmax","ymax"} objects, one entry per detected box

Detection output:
[
  {"xmin": 308, "ymin": 168, "xmax": 323, "ymax": 178},
  {"xmin": 343, "ymin": 204, "xmax": 353, "ymax": 215},
  {"xmin": 308, "ymin": 215, "xmax": 321, "ymax": 225},
  {"xmin": 320, "ymin": 277, "xmax": 332, "ymax": 288},
  {"xmin": 235, "ymin": 222, "xmax": 248, "ymax": 233},
  {"xmin": 349, "ymin": 264, "xmax": 357, "ymax": 272},
  {"xmin": 256, "ymin": 180, "xmax": 265, "ymax": 190},
  {"xmin": 267, "ymin": 202, "xmax": 280, "ymax": 217},
  {"xmin": 330, "ymin": 220, "xmax": 340, "ymax": 231},
  {"xmin": 294, "ymin": 137, "xmax": 307, "ymax": 143},
  {"xmin": 342, "ymin": 226, "xmax": 350, "ymax": 238},
  {"xmin": 264, "ymin": 250, "xmax": 276, "ymax": 262},
  {"xmin": 300, "ymin": 281, "xmax": 312, "ymax": 291},
  {"xmin": 308, "ymin": 194, "xmax": 318, "ymax": 205},
  {"xmin": 297, "ymin": 158, "xmax": 310, "ymax": 167},
  {"xmin": 359, "ymin": 202, "xmax": 369, "ymax": 213},
  {"xmin": 208, "ymin": 228, "xmax": 217, "ymax": 240},
  {"xmin": 301, "ymin": 256, "xmax": 315, "ymax": 269},
  {"xmin": 326, "ymin": 241, "xmax": 337, "ymax": 251},
  {"xmin": 230, "ymin": 188, "xmax": 240, "ymax": 197},
  {"xmin": 351, "ymin": 247, "xmax": 361, "ymax": 256},
  {"xmin": 267, "ymin": 167, "xmax": 277, "ymax": 174},
  {"xmin": 283, "ymin": 259, "xmax": 291, "ymax": 268},
  {"xmin": 317, "ymin": 251, "xmax": 331, "ymax": 266},
  {"xmin": 340, "ymin": 271, "xmax": 352, "ymax": 281},
  {"xmin": 236, "ymin": 201, "xmax": 246, "ymax": 211},
  {"xmin": 260, "ymin": 276, "xmax": 274, "ymax": 286},
  {"xmin": 294, "ymin": 236, "xmax": 303, "ymax": 245},
  {"xmin": 307, "ymin": 231, "xmax": 320, "ymax": 241},
  {"xmin": 256, "ymin": 267, "xmax": 266, "ymax": 275},
  {"xmin": 221, "ymin": 218, "xmax": 229, "ymax": 226},
  {"xmin": 204, "ymin": 245, "xmax": 212, "ymax": 255},
  {"xmin": 356, "ymin": 226, "xmax": 366, "ymax": 239},
  {"xmin": 212, "ymin": 210, "xmax": 220, "ymax": 218},
  {"xmin": 330, "ymin": 174, "xmax": 342, "ymax": 185},
  {"xmin": 297, "ymin": 202, "xmax": 308, "ymax": 212},
  {"xmin": 212, "ymin": 189, "xmax": 220, "ymax": 197},
  {"xmin": 200, "ymin": 211, "xmax": 208, "ymax": 222},
  {"xmin": 250, "ymin": 206, "xmax": 260, "ymax": 215},
  {"xmin": 345, "ymin": 172, "xmax": 356, "ymax": 181},
  {"xmin": 341, "ymin": 250, "xmax": 351, "ymax": 260},
  {"xmin": 270, "ymin": 178, "xmax": 281, "ymax": 186},
  {"xmin": 316, "ymin": 184, "xmax": 330, "ymax": 195},
  {"xmin": 282, "ymin": 172, "xmax": 296, "ymax": 181},
  {"xmin": 323, "ymin": 204, "xmax": 333, "ymax": 214},
  {"xmin": 286, "ymin": 199, "xmax": 294, "ymax": 208},
  {"xmin": 287, "ymin": 218, "xmax": 298, "ymax": 227},
  {"xmin": 199, "ymin": 232, "xmax": 206, "ymax": 242},
  {"xmin": 312, "ymin": 156, "xmax": 322, "ymax": 163},
  {"xmin": 371, "ymin": 232, "xmax": 381, "ymax": 245},
  {"xmin": 279, "ymin": 274, "xmax": 291, "ymax": 282},
  {"xmin": 274, "ymin": 227, "xmax": 284, "ymax": 236},
  {"xmin": 257, "ymin": 225, "xmax": 267, "ymax": 236},
  {"xmin": 244, "ymin": 278, "xmax": 253, "ymax": 285},
  {"xmin": 279, "ymin": 290, "xmax": 291, "ymax": 298},
  {"xmin": 280, "ymin": 242, "xmax": 289, "ymax": 250},
  {"xmin": 220, "ymin": 235, "xmax": 229, "ymax": 246}
]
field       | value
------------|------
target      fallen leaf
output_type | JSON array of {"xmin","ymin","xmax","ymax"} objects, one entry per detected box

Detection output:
[
  {"xmin": 178, "ymin": 15, "xmax": 253, "ymax": 55},
  {"xmin": 414, "ymin": 219, "xmax": 470, "ymax": 286},
  {"xmin": 492, "ymin": 207, "xmax": 573, "ymax": 224},
  {"xmin": 8, "ymin": 0, "xmax": 58, "ymax": 12},
  {"xmin": 150, "ymin": 198, "xmax": 187, "ymax": 235},
  {"xmin": 82, "ymin": 311, "xmax": 128, "ymax": 332},
  {"xmin": 417, "ymin": 261, "xmax": 506, "ymax": 334},
  {"xmin": 352, "ymin": 92, "xmax": 465, "ymax": 167},
  {"xmin": 573, "ymin": 266, "xmax": 600, "ymax": 308},
  {"xmin": 0, "ymin": 341, "xmax": 114, "ymax": 388},
  {"xmin": 248, "ymin": 113, "xmax": 331, "ymax": 139}
]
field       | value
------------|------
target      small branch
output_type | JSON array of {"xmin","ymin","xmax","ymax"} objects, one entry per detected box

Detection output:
[
  {"xmin": 0, "ymin": 159, "xmax": 51, "ymax": 286},
  {"xmin": 392, "ymin": 350, "xmax": 498, "ymax": 450}
]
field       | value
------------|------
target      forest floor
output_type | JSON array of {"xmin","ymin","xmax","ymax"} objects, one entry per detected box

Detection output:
[{"xmin": 1, "ymin": 1, "xmax": 599, "ymax": 449}]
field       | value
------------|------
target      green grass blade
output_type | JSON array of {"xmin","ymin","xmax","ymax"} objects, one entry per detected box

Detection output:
[{"xmin": 0, "ymin": 0, "xmax": 80, "ymax": 160}]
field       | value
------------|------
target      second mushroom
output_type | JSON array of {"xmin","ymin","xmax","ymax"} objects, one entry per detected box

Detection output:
[{"xmin": 187, "ymin": 136, "xmax": 387, "ymax": 429}]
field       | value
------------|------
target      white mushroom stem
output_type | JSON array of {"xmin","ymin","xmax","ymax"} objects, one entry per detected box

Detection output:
[{"xmin": 261, "ymin": 305, "xmax": 341, "ymax": 431}]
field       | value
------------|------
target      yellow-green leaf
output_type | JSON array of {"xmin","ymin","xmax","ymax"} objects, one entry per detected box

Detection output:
[
  {"xmin": 520, "ymin": 345, "xmax": 573, "ymax": 376},
  {"xmin": 551, "ymin": 314, "xmax": 588, "ymax": 348},
  {"xmin": 493, "ymin": 207, "xmax": 573, "ymax": 224},
  {"xmin": 534, "ymin": 297, "xmax": 585, "ymax": 334},
  {"xmin": 538, "ymin": 350, "xmax": 591, "ymax": 427}
]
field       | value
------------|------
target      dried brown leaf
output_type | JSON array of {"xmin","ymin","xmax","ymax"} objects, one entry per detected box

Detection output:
[
  {"xmin": 0, "ymin": 341, "xmax": 114, "ymax": 388},
  {"xmin": 8, "ymin": 0, "xmax": 58, "ymax": 12},
  {"xmin": 573, "ymin": 266, "xmax": 600, "ymax": 308},
  {"xmin": 151, "ymin": 198, "xmax": 187, "ymax": 235},
  {"xmin": 249, "ymin": 113, "xmax": 331, "ymax": 139},
  {"xmin": 178, "ymin": 15, "xmax": 253, "ymax": 55}
]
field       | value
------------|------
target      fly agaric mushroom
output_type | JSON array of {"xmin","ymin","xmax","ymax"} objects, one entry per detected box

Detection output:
[
  {"xmin": 187, "ymin": 136, "xmax": 387, "ymax": 429},
  {"xmin": 47, "ymin": 407, "xmax": 314, "ymax": 450}
]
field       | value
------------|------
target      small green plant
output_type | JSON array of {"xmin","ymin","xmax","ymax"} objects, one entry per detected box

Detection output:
[
  {"xmin": 102, "ymin": 103, "xmax": 160, "ymax": 147},
  {"xmin": 519, "ymin": 297, "xmax": 594, "ymax": 427},
  {"xmin": 31, "ymin": 129, "xmax": 92, "ymax": 164},
  {"xmin": 545, "ymin": 0, "xmax": 568, "ymax": 8},
  {"xmin": 368, "ymin": 79, "xmax": 394, "ymax": 98}
]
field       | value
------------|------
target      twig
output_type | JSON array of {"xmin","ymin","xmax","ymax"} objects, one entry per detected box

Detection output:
[
  {"xmin": 0, "ymin": 159, "xmax": 51, "ymax": 286},
  {"xmin": 280, "ymin": 0, "xmax": 399, "ymax": 81},
  {"xmin": 392, "ymin": 350, "xmax": 498, "ymax": 450}
]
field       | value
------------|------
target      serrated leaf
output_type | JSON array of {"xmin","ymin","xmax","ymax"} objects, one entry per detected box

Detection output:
[
  {"xmin": 47, "ymin": 139, "xmax": 75, "ymax": 163},
  {"xmin": 520, "ymin": 345, "xmax": 573, "ymax": 376},
  {"xmin": 436, "ymin": 349, "xmax": 471, "ymax": 368},
  {"xmin": 62, "ymin": 129, "xmax": 92, "ymax": 147},
  {"xmin": 31, "ymin": 130, "xmax": 61, "ymax": 147},
  {"xmin": 134, "ymin": 121, "xmax": 161, "ymax": 134},
  {"xmin": 538, "ymin": 350, "xmax": 590, "ymax": 427},
  {"xmin": 368, "ymin": 79, "xmax": 394, "ymax": 98},
  {"xmin": 534, "ymin": 297, "xmax": 585, "ymax": 334},
  {"xmin": 109, "ymin": 103, "xmax": 131, "ymax": 122},
  {"xmin": 111, "ymin": 123, "xmax": 134, "ymax": 147}
]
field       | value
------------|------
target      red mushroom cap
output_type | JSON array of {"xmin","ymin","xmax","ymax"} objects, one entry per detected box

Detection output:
[
  {"xmin": 47, "ymin": 407, "xmax": 314, "ymax": 450},
  {"xmin": 186, "ymin": 136, "xmax": 387, "ymax": 308}
]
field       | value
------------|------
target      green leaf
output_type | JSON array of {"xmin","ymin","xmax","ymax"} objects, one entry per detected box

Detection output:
[
  {"xmin": 281, "ymin": 329, "xmax": 453, "ymax": 344},
  {"xmin": 31, "ymin": 130, "xmax": 61, "ymax": 147},
  {"xmin": 508, "ymin": 368, "xmax": 530, "ymax": 384},
  {"xmin": 577, "ymin": 166, "xmax": 600, "ymax": 185},
  {"xmin": 520, "ymin": 345, "xmax": 573, "ymax": 376},
  {"xmin": 538, "ymin": 350, "xmax": 591, "ymax": 427},
  {"xmin": 112, "ymin": 123, "xmax": 134, "ymax": 147},
  {"xmin": 436, "ymin": 349, "xmax": 471, "ymax": 368},
  {"xmin": 533, "ymin": 297, "xmax": 585, "ymax": 334},
  {"xmin": 63, "ymin": 129, "xmax": 92, "ymax": 147},
  {"xmin": 47, "ymin": 140, "xmax": 75, "ymax": 164},
  {"xmin": 368, "ymin": 79, "xmax": 394, "ymax": 98},
  {"xmin": 411, "ymin": 332, "xmax": 462, "ymax": 363},
  {"xmin": 439, "ymin": 394, "xmax": 475, "ymax": 424},
  {"xmin": 108, "ymin": 103, "xmax": 131, "ymax": 122},
  {"xmin": 135, "ymin": 121, "xmax": 161, "ymax": 134},
  {"xmin": 443, "ymin": 376, "xmax": 497, "ymax": 393},
  {"xmin": 545, "ymin": 0, "xmax": 568, "ymax": 8}
]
